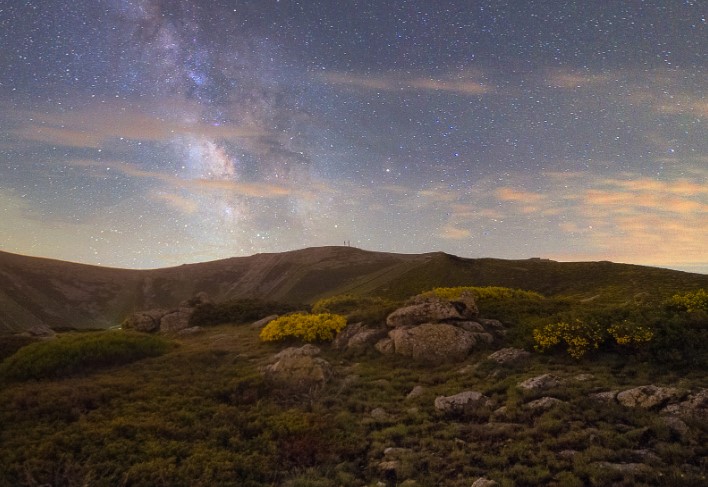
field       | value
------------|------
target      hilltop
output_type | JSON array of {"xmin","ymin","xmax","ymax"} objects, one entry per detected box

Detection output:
[{"xmin": 1, "ymin": 246, "xmax": 706, "ymax": 334}]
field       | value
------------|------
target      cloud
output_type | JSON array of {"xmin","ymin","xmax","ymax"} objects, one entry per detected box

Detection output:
[
  {"xmin": 9, "ymin": 99, "xmax": 266, "ymax": 149},
  {"xmin": 67, "ymin": 158, "xmax": 300, "ymax": 199},
  {"xmin": 150, "ymin": 191, "xmax": 199, "ymax": 215},
  {"xmin": 495, "ymin": 187, "xmax": 546, "ymax": 204},
  {"xmin": 320, "ymin": 71, "xmax": 491, "ymax": 96},
  {"xmin": 440, "ymin": 224, "xmax": 471, "ymax": 240},
  {"xmin": 545, "ymin": 70, "xmax": 612, "ymax": 89}
]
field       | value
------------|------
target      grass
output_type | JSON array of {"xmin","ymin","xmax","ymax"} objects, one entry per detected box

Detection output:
[{"xmin": 1, "ymin": 286, "xmax": 706, "ymax": 486}]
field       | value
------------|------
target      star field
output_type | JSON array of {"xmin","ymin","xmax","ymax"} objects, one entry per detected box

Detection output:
[{"xmin": 0, "ymin": 1, "xmax": 706, "ymax": 272}]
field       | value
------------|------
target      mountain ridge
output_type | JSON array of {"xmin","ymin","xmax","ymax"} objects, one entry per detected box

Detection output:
[{"xmin": 1, "ymin": 246, "xmax": 706, "ymax": 333}]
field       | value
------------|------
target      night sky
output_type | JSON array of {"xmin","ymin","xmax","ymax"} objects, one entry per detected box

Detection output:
[{"xmin": 1, "ymin": 1, "xmax": 706, "ymax": 272}]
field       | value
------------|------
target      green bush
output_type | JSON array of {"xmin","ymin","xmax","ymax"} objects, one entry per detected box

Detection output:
[
  {"xmin": 311, "ymin": 294, "xmax": 398, "ymax": 325},
  {"xmin": 666, "ymin": 289, "xmax": 708, "ymax": 313},
  {"xmin": 189, "ymin": 299, "xmax": 306, "ymax": 327},
  {"xmin": 0, "ymin": 332, "xmax": 170, "ymax": 381},
  {"xmin": 259, "ymin": 313, "xmax": 347, "ymax": 342},
  {"xmin": 0, "ymin": 335, "xmax": 39, "ymax": 361}
]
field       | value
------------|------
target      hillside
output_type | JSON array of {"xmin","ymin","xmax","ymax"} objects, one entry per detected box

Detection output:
[{"xmin": 1, "ymin": 247, "xmax": 706, "ymax": 333}]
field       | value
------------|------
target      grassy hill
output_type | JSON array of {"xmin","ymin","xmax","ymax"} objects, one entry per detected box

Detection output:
[
  {"xmin": 1, "ymin": 247, "xmax": 706, "ymax": 334},
  {"xmin": 1, "ymin": 321, "xmax": 706, "ymax": 486}
]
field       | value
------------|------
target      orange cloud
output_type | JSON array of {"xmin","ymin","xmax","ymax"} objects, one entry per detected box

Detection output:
[
  {"xmin": 495, "ymin": 187, "xmax": 546, "ymax": 204},
  {"xmin": 10, "ymin": 101, "xmax": 265, "ymax": 149},
  {"xmin": 440, "ymin": 224, "xmax": 471, "ymax": 240},
  {"xmin": 67, "ymin": 159, "xmax": 299, "ymax": 199},
  {"xmin": 320, "ymin": 71, "xmax": 491, "ymax": 95}
]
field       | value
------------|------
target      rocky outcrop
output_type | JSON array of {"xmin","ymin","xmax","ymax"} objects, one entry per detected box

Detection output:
[
  {"xmin": 386, "ymin": 297, "xmax": 463, "ymax": 328},
  {"xmin": 159, "ymin": 308, "xmax": 194, "ymax": 333},
  {"xmin": 375, "ymin": 295, "xmax": 505, "ymax": 363},
  {"xmin": 388, "ymin": 324, "xmax": 478, "ymax": 362},
  {"xmin": 661, "ymin": 388, "xmax": 707, "ymax": 420},
  {"xmin": 122, "ymin": 308, "xmax": 168, "ymax": 333},
  {"xmin": 517, "ymin": 374, "xmax": 562, "ymax": 391},
  {"xmin": 616, "ymin": 385, "xmax": 684, "ymax": 410},
  {"xmin": 332, "ymin": 322, "xmax": 387, "ymax": 351},
  {"xmin": 524, "ymin": 397, "xmax": 564, "ymax": 412},
  {"xmin": 250, "ymin": 314, "xmax": 279, "ymax": 329},
  {"xmin": 471, "ymin": 479, "xmax": 499, "ymax": 487},
  {"xmin": 487, "ymin": 347, "xmax": 530, "ymax": 365},
  {"xmin": 262, "ymin": 344, "xmax": 333, "ymax": 390},
  {"xmin": 122, "ymin": 293, "xmax": 210, "ymax": 334},
  {"xmin": 434, "ymin": 390, "xmax": 491, "ymax": 414}
]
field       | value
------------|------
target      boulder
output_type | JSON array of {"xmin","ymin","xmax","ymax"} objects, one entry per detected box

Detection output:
[
  {"xmin": 122, "ymin": 309, "xmax": 167, "ymax": 333},
  {"xmin": 434, "ymin": 390, "xmax": 491, "ymax": 413},
  {"xmin": 524, "ymin": 397, "xmax": 564, "ymax": 412},
  {"xmin": 389, "ymin": 323, "xmax": 477, "ymax": 362},
  {"xmin": 517, "ymin": 374, "xmax": 562, "ymax": 391},
  {"xmin": 406, "ymin": 385, "xmax": 425, "ymax": 400},
  {"xmin": 452, "ymin": 291, "xmax": 479, "ymax": 319},
  {"xmin": 262, "ymin": 345, "xmax": 333, "ymax": 389},
  {"xmin": 477, "ymin": 318, "xmax": 506, "ymax": 337},
  {"xmin": 159, "ymin": 308, "xmax": 195, "ymax": 333},
  {"xmin": 471, "ymin": 477, "xmax": 498, "ymax": 487},
  {"xmin": 661, "ymin": 388, "xmax": 707, "ymax": 420},
  {"xmin": 487, "ymin": 347, "xmax": 531, "ymax": 365},
  {"xmin": 375, "ymin": 338, "xmax": 395, "ymax": 354},
  {"xmin": 616, "ymin": 385, "xmax": 684, "ymax": 410},
  {"xmin": 250, "ymin": 314, "xmax": 279, "ymax": 329},
  {"xmin": 386, "ymin": 298, "xmax": 462, "ymax": 328},
  {"xmin": 590, "ymin": 391, "xmax": 618, "ymax": 404},
  {"xmin": 456, "ymin": 321, "xmax": 486, "ymax": 333},
  {"xmin": 333, "ymin": 322, "xmax": 387, "ymax": 350}
]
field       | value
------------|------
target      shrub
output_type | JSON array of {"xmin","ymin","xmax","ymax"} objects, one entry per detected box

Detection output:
[
  {"xmin": 311, "ymin": 294, "xmax": 398, "ymax": 325},
  {"xmin": 0, "ymin": 332, "xmax": 170, "ymax": 381},
  {"xmin": 421, "ymin": 286, "xmax": 544, "ymax": 302},
  {"xmin": 259, "ymin": 313, "xmax": 347, "ymax": 342},
  {"xmin": 533, "ymin": 319, "xmax": 606, "ymax": 359},
  {"xmin": 190, "ymin": 299, "xmax": 306, "ymax": 327},
  {"xmin": 665, "ymin": 289, "xmax": 708, "ymax": 313},
  {"xmin": 607, "ymin": 320, "xmax": 654, "ymax": 346},
  {"xmin": 0, "ymin": 335, "xmax": 38, "ymax": 361}
]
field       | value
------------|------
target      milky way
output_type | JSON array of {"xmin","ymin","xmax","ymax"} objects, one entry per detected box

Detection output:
[{"xmin": 0, "ymin": 1, "xmax": 706, "ymax": 272}]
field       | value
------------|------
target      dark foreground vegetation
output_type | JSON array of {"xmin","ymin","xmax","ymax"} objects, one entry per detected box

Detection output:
[{"xmin": 1, "ymin": 287, "xmax": 706, "ymax": 486}]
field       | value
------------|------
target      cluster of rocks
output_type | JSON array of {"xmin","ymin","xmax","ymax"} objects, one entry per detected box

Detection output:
[
  {"xmin": 261, "ymin": 344, "xmax": 333, "ymax": 391},
  {"xmin": 370, "ymin": 293, "xmax": 505, "ymax": 363},
  {"xmin": 121, "ymin": 292, "xmax": 210, "ymax": 334},
  {"xmin": 591, "ymin": 385, "xmax": 707, "ymax": 421}
]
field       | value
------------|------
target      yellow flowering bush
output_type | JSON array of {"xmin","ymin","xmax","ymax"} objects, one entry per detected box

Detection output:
[
  {"xmin": 421, "ymin": 286, "xmax": 544, "ymax": 301},
  {"xmin": 607, "ymin": 320, "xmax": 654, "ymax": 346},
  {"xmin": 533, "ymin": 320, "xmax": 605, "ymax": 359},
  {"xmin": 259, "ymin": 313, "xmax": 347, "ymax": 342},
  {"xmin": 666, "ymin": 289, "xmax": 708, "ymax": 313}
]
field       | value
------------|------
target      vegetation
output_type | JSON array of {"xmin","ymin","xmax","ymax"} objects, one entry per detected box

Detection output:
[
  {"xmin": 259, "ymin": 313, "xmax": 348, "ymax": 342},
  {"xmin": 189, "ymin": 298, "xmax": 306, "ymax": 327},
  {"xmin": 0, "ymin": 332, "xmax": 170, "ymax": 382},
  {"xmin": 666, "ymin": 289, "xmax": 708, "ymax": 313},
  {"xmin": 312, "ymin": 294, "xmax": 399, "ymax": 325},
  {"xmin": 421, "ymin": 285, "xmax": 544, "ymax": 302},
  {"xmin": 0, "ymin": 284, "xmax": 706, "ymax": 486}
]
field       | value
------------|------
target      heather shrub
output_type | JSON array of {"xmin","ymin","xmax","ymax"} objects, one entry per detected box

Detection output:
[
  {"xmin": 190, "ymin": 298, "xmax": 306, "ymax": 326},
  {"xmin": 0, "ymin": 332, "xmax": 170, "ymax": 381},
  {"xmin": 420, "ymin": 286, "xmax": 544, "ymax": 302},
  {"xmin": 311, "ymin": 294, "xmax": 397, "ymax": 325},
  {"xmin": 665, "ymin": 289, "xmax": 708, "ymax": 313},
  {"xmin": 259, "ymin": 313, "xmax": 347, "ymax": 342}
]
